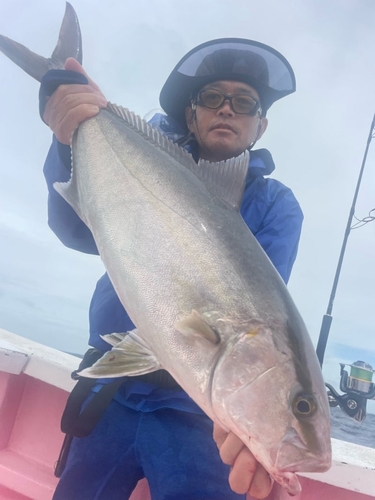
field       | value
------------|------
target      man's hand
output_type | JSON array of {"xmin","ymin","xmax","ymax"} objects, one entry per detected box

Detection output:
[
  {"xmin": 43, "ymin": 58, "xmax": 107, "ymax": 145},
  {"xmin": 213, "ymin": 423, "xmax": 273, "ymax": 499}
]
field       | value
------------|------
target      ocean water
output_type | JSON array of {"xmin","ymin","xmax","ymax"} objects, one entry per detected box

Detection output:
[{"xmin": 330, "ymin": 406, "xmax": 375, "ymax": 448}]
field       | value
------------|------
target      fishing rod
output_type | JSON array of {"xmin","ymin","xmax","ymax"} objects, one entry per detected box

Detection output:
[{"xmin": 316, "ymin": 112, "xmax": 375, "ymax": 421}]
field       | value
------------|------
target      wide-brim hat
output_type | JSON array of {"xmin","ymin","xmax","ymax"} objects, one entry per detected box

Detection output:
[{"xmin": 160, "ymin": 38, "xmax": 296, "ymax": 128}]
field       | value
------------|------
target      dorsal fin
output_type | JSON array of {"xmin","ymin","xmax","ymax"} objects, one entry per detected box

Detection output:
[
  {"xmin": 106, "ymin": 102, "xmax": 198, "ymax": 171},
  {"xmin": 196, "ymin": 153, "xmax": 249, "ymax": 211},
  {"xmin": 107, "ymin": 103, "xmax": 249, "ymax": 211}
]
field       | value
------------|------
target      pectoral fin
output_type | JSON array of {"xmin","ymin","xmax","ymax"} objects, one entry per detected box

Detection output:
[
  {"xmin": 79, "ymin": 330, "xmax": 160, "ymax": 378},
  {"xmin": 175, "ymin": 310, "xmax": 220, "ymax": 344}
]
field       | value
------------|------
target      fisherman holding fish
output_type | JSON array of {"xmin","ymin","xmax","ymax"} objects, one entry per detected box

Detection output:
[
  {"xmin": 42, "ymin": 42, "xmax": 304, "ymax": 500},
  {"xmin": 1, "ymin": 6, "xmax": 331, "ymax": 498}
]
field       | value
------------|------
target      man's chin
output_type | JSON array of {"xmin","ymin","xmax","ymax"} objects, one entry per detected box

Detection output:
[
  {"xmin": 199, "ymin": 141, "xmax": 244, "ymax": 162},
  {"xmin": 210, "ymin": 149, "xmax": 244, "ymax": 162}
]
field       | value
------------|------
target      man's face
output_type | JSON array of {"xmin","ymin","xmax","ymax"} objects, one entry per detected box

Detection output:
[{"xmin": 185, "ymin": 80, "xmax": 268, "ymax": 162}]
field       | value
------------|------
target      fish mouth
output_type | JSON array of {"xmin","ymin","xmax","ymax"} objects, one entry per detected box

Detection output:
[
  {"xmin": 270, "ymin": 436, "xmax": 330, "ymax": 496},
  {"xmin": 278, "ymin": 456, "xmax": 331, "ymax": 474},
  {"xmin": 273, "ymin": 471, "xmax": 302, "ymax": 496},
  {"xmin": 273, "ymin": 428, "xmax": 331, "ymax": 474}
]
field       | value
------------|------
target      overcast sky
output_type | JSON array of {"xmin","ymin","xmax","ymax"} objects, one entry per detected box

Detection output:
[{"xmin": 0, "ymin": 0, "xmax": 374, "ymax": 414}]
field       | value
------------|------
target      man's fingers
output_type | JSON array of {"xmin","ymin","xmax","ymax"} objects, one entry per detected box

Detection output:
[
  {"xmin": 47, "ymin": 83, "xmax": 106, "ymax": 108},
  {"xmin": 213, "ymin": 424, "xmax": 229, "ymax": 449},
  {"xmin": 248, "ymin": 464, "xmax": 273, "ymax": 499},
  {"xmin": 213, "ymin": 425, "xmax": 273, "ymax": 500},
  {"xmin": 228, "ymin": 448, "xmax": 273, "ymax": 499},
  {"xmin": 43, "ymin": 83, "xmax": 107, "ymax": 144},
  {"xmin": 54, "ymin": 103, "xmax": 100, "ymax": 145},
  {"xmin": 43, "ymin": 86, "xmax": 106, "ymax": 125},
  {"xmin": 45, "ymin": 89, "xmax": 106, "ymax": 117},
  {"xmin": 42, "ymin": 59, "xmax": 107, "ymax": 141},
  {"xmin": 228, "ymin": 447, "xmax": 258, "ymax": 494},
  {"xmin": 218, "ymin": 430, "xmax": 245, "ymax": 465}
]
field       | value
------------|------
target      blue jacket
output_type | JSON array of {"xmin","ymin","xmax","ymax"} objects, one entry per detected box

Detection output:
[{"xmin": 43, "ymin": 113, "xmax": 303, "ymax": 354}]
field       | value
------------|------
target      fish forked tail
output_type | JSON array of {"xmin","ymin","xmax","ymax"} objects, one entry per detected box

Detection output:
[{"xmin": 0, "ymin": 2, "xmax": 82, "ymax": 82}]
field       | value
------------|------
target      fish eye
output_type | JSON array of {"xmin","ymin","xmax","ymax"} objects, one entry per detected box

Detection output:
[{"xmin": 292, "ymin": 393, "xmax": 317, "ymax": 418}]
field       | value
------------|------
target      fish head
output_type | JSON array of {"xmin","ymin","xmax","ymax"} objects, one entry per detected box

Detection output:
[{"xmin": 210, "ymin": 320, "xmax": 331, "ymax": 494}]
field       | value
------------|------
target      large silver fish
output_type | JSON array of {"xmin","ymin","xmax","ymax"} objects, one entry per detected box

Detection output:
[{"xmin": 0, "ymin": 3, "xmax": 331, "ymax": 494}]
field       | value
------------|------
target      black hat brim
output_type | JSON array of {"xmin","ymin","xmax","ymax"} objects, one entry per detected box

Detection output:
[{"xmin": 160, "ymin": 38, "xmax": 296, "ymax": 128}]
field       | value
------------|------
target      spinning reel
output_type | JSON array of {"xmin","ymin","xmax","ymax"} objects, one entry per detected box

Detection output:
[{"xmin": 326, "ymin": 360, "xmax": 375, "ymax": 422}]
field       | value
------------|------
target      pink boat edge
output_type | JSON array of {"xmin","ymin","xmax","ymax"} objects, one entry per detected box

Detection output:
[{"xmin": 0, "ymin": 328, "xmax": 374, "ymax": 500}]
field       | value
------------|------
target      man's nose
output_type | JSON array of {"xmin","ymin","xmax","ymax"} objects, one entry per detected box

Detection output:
[{"xmin": 217, "ymin": 99, "xmax": 235, "ymax": 116}]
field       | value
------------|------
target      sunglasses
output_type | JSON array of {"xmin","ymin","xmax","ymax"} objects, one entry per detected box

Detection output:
[{"xmin": 195, "ymin": 88, "xmax": 262, "ymax": 116}]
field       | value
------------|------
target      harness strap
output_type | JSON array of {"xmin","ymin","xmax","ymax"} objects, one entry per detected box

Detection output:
[
  {"xmin": 55, "ymin": 348, "xmax": 125, "ymax": 477},
  {"xmin": 61, "ymin": 376, "xmax": 126, "ymax": 437},
  {"xmin": 54, "ymin": 434, "xmax": 73, "ymax": 478}
]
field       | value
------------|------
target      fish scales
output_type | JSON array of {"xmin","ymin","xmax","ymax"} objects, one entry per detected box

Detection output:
[{"xmin": 66, "ymin": 110, "xmax": 259, "ymax": 371}]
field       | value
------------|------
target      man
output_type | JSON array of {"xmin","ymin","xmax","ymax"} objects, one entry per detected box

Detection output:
[{"xmin": 41, "ymin": 39, "xmax": 303, "ymax": 500}]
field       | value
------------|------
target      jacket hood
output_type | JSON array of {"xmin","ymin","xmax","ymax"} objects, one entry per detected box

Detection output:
[{"xmin": 249, "ymin": 148, "xmax": 275, "ymax": 177}]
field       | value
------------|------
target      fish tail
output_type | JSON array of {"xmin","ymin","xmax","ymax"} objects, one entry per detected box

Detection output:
[{"xmin": 0, "ymin": 2, "xmax": 82, "ymax": 82}]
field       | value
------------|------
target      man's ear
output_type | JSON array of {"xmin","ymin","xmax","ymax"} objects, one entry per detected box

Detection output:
[
  {"xmin": 185, "ymin": 107, "xmax": 195, "ymax": 133},
  {"xmin": 255, "ymin": 117, "xmax": 268, "ymax": 142}
]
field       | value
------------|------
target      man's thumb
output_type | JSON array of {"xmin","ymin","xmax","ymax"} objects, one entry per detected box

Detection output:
[
  {"xmin": 64, "ymin": 57, "xmax": 84, "ymax": 73},
  {"xmin": 64, "ymin": 58, "xmax": 101, "ymax": 90}
]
